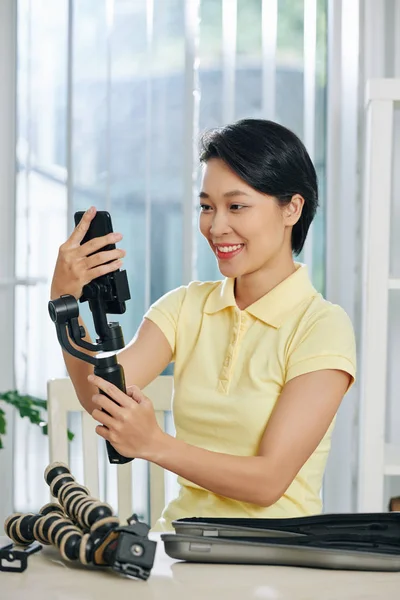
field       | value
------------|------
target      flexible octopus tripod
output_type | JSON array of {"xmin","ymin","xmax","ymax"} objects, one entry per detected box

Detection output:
[{"xmin": 2, "ymin": 462, "xmax": 156, "ymax": 579}]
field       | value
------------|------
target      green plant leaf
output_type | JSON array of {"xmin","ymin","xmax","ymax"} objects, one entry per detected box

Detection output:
[
  {"xmin": 40, "ymin": 423, "xmax": 74, "ymax": 441},
  {"xmin": 0, "ymin": 408, "xmax": 6, "ymax": 435},
  {"xmin": 0, "ymin": 407, "xmax": 6, "ymax": 449},
  {"xmin": 31, "ymin": 399, "xmax": 47, "ymax": 409},
  {"xmin": 0, "ymin": 390, "xmax": 74, "ymax": 447}
]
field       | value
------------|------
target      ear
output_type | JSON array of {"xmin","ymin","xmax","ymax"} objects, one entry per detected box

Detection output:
[{"xmin": 283, "ymin": 195, "xmax": 304, "ymax": 226}]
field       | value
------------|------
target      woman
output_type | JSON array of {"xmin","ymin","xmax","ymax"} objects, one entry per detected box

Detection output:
[{"xmin": 51, "ymin": 119, "xmax": 356, "ymax": 532}]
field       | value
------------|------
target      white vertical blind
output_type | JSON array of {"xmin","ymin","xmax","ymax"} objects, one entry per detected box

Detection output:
[
  {"xmin": 14, "ymin": 0, "xmax": 69, "ymax": 513},
  {"xmin": 182, "ymin": 0, "xmax": 201, "ymax": 284},
  {"xmin": 324, "ymin": 0, "xmax": 361, "ymax": 513},
  {"xmin": 16, "ymin": 0, "xmax": 34, "ymax": 510},
  {"xmin": 222, "ymin": 0, "xmax": 237, "ymax": 124},
  {"xmin": 144, "ymin": 0, "xmax": 154, "ymax": 309},
  {"xmin": 66, "ymin": 0, "xmax": 74, "ymax": 235},
  {"xmin": 395, "ymin": 0, "xmax": 400, "ymax": 75},
  {"xmin": 23, "ymin": 0, "xmax": 32, "ymax": 396},
  {"xmin": 302, "ymin": 0, "xmax": 317, "ymax": 272},
  {"xmin": 261, "ymin": 0, "xmax": 278, "ymax": 120},
  {"xmin": 105, "ymin": 0, "xmax": 114, "ymax": 214}
]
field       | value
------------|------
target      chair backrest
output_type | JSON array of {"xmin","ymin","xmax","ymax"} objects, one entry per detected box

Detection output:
[{"xmin": 46, "ymin": 375, "xmax": 173, "ymax": 527}]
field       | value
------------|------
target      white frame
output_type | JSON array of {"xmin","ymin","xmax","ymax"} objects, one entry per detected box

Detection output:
[
  {"xmin": 357, "ymin": 78, "xmax": 400, "ymax": 512},
  {"xmin": 0, "ymin": 0, "xmax": 17, "ymax": 524}
]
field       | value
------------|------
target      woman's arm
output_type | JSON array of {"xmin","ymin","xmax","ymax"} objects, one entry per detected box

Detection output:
[
  {"xmin": 50, "ymin": 204, "xmax": 174, "ymax": 414},
  {"xmin": 90, "ymin": 368, "xmax": 351, "ymax": 506}
]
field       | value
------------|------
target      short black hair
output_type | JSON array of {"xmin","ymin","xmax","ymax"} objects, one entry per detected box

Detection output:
[{"xmin": 199, "ymin": 119, "xmax": 318, "ymax": 255}]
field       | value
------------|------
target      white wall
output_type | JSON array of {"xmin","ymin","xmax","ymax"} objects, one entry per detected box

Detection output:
[{"xmin": 384, "ymin": 1, "xmax": 400, "ymax": 507}]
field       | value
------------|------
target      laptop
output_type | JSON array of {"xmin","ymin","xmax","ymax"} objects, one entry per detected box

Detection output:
[
  {"xmin": 161, "ymin": 513, "xmax": 400, "ymax": 571},
  {"xmin": 171, "ymin": 513, "xmax": 400, "ymax": 537}
]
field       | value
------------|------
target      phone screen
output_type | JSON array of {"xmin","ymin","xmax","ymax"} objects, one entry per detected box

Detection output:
[{"xmin": 74, "ymin": 211, "xmax": 115, "ymax": 254}]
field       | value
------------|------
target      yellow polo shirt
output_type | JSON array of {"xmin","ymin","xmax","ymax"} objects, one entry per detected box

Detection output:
[{"xmin": 145, "ymin": 263, "xmax": 356, "ymax": 531}]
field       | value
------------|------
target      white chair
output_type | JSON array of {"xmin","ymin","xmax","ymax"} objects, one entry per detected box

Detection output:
[{"xmin": 46, "ymin": 375, "xmax": 173, "ymax": 527}]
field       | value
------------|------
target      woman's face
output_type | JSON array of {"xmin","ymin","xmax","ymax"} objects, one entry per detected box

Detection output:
[{"xmin": 199, "ymin": 158, "xmax": 299, "ymax": 279}]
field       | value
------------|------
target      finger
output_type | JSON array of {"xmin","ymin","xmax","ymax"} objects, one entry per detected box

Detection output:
[
  {"xmin": 126, "ymin": 385, "xmax": 146, "ymax": 404},
  {"xmin": 91, "ymin": 393, "xmax": 125, "ymax": 418},
  {"xmin": 92, "ymin": 407, "xmax": 116, "ymax": 428},
  {"xmin": 79, "ymin": 232, "xmax": 123, "ymax": 257},
  {"xmin": 88, "ymin": 258, "xmax": 123, "ymax": 280},
  {"xmin": 95, "ymin": 424, "xmax": 110, "ymax": 440},
  {"xmin": 69, "ymin": 207, "xmax": 96, "ymax": 247},
  {"xmin": 85, "ymin": 248, "xmax": 125, "ymax": 270},
  {"xmin": 126, "ymin": 388, "xmax": 141, "ymax": 404},
  {"xmin": 88, "ymin": 375, "xmax": 131, "ymax": 408}
]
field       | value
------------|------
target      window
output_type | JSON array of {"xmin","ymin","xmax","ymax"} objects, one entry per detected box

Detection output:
[{"xmin": 14, "ymin": 0, "xmax": 327, "ymax": 522}]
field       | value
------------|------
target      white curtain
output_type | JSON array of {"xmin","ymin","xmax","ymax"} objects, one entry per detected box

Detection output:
[{"xmin": 10, "ymin": 0, "xmax": 332, "ymax": 521}]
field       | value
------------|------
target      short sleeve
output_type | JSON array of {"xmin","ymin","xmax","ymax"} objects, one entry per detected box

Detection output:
[
  {"xmin": 285, "ymin": 305, "xmax": 356, "ymax": 389},
  {"xmin": 144, "ymin": 286, "xmax": 187, "ymax": 358}
]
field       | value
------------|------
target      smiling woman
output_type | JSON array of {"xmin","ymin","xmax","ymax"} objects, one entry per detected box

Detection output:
[
  {"xmin": 138, "ymin": 119, "xmax": 355, "ymax": 530},
  {"xmin": 51, "ymin": 118, "xmax": 356, "ymax": 532},
  {"xmin": 197, "ymin": 119, "xmax": 317, "ymax": 306}
]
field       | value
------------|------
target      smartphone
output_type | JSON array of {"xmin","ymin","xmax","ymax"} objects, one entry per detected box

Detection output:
[
  {"xmin": 73, "ymin": 210, "xmax": 130, "ymax": 314},
  {"xmin": 74, "ymin": 210, "xmax": 115, "ymax": 255}
]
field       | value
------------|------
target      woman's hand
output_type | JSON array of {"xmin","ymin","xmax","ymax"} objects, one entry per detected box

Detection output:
[
  {"xmin": 50, "ymin": 206, "xmax": 126, "ymax": 300},
  {"xmin": 88, "ymin": 374, "xmax": 165, "ymax": 460}
]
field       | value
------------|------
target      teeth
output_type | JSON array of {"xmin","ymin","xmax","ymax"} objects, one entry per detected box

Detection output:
[{"xmin": 217, "ymin": 244, "xmax": 243, "ymax": 253}]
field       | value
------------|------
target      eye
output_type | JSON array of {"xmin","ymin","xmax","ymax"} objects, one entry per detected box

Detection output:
[
  {"xmin": 199, "ymin": 204, "xmax": 212, "ymax": 212},
  {"xmin": 230, "ymin": 204, "xmax": 246, "ymax": 211}
]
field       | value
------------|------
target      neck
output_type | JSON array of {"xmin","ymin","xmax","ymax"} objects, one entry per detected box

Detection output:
[{"xmin": 234, "ymin": 253, "xmax": 297, "ymax": 310}]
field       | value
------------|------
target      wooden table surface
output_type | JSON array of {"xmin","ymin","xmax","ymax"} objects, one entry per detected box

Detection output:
[{"xmin": 1, "ymin": 533, "xmax": 400, "ymax": 599}]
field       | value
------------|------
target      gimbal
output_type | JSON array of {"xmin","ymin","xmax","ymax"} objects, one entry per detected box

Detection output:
[{"xmin": 48, "ymin": 267, "xmax": 133, "ymax": 465}]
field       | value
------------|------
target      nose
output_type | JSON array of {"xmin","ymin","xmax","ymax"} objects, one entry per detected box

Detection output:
[{"xmin": 209, "ymin": 211, "xmax": 232, "ymax": 238}]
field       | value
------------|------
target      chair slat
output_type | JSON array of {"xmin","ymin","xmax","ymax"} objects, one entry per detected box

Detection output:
[
  {"xmin": 47, "ymin": 380, "xmax": 69, "ymax": 466},
  {"xmin": 81, "ymin": 411, "xmax": 100, "ymax": 498},
  {"xmin": 117, "ymin": 462, "xmax": 133, "ymax": 524},
  {"xmin": 149, "ymin": 410, "xmax": 166, "ymax": 525}
]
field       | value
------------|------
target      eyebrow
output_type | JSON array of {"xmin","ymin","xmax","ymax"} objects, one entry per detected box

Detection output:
[{"xmin": 199, "ymin": 190, "xmax": 250, "ymax": 199}]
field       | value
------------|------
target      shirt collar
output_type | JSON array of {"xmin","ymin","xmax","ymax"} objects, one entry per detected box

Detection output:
[{"xmin": 204, "ymin": 263, "xmax": 317, "ymax": 328}]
